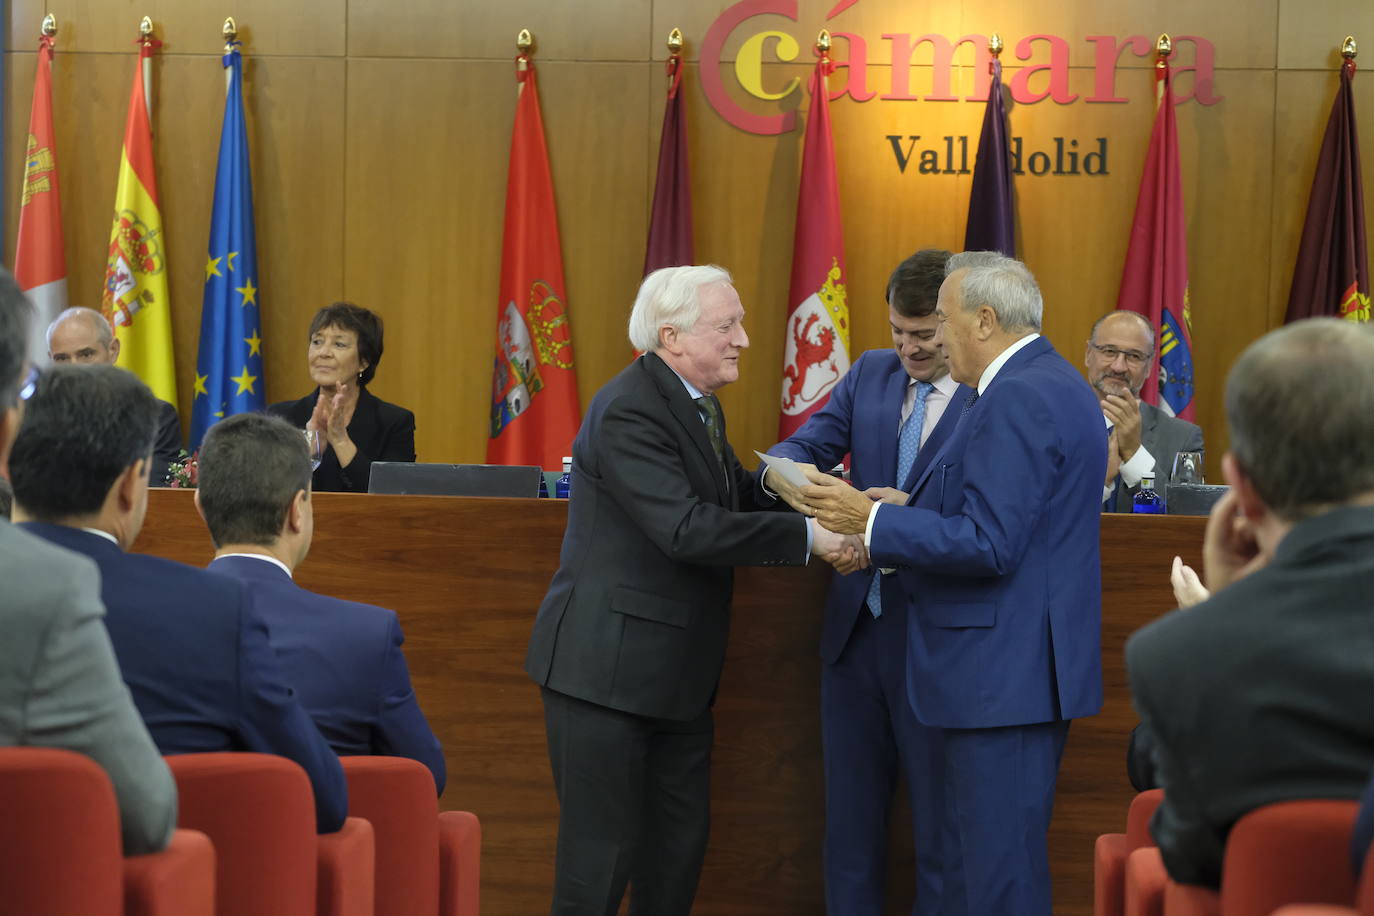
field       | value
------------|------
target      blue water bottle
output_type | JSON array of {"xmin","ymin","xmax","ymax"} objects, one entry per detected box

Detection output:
[
  {"xmin": 555, "ymin": 457, "xmax": 572, "ymax": 499},
  {"xmin": 1132, "ymin": 474, "xmax": 1165, "ymax": 514}
]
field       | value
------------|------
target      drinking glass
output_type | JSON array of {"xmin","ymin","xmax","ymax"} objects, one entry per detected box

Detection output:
[
  {"xmin": 1170, "ymin": 451, "xmax": 1204, "ymax": 486},
  {"xmin": 304, "ymin": 428, "xmax": 325, "ymax": 471}
]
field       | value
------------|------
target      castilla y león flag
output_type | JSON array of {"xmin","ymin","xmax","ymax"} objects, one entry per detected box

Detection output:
[
  {"xmin": 779, "ymin": 51, "xmax": 850, "ymax": 440},
  {"xmin": 1284, "ymin": 55, "xmax": 1368, "ymax": 324},
  {"xmin": 487, "ymin": 51, "xmax": 580, "ymax": 469},
  {"xmin": 1116, "ymin": 54, "xmax": 1195, "ymax": 421},
  {"xmin": 101, "ymin": 34, "xmax": 176, "ymax": 405},
  {"xmin": 15, "ymin": 32, "xmax": 68, "ymax": 364}
]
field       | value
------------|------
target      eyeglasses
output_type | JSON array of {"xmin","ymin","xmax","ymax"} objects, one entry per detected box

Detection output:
[
  {"xmin": 18, "ymin": 365, "xmax": 39, "ymax": 402},
  {"xmin": 1088, "ymin": 343, "xmax": 1151, "ymax": 368}
]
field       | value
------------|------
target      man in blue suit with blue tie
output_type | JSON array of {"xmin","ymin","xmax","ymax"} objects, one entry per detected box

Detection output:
[
  {"xmin": 194, "ymin": 412, "xmax": 446, "ymax": 793},
  {"xmin": 764, "ymin": 248, "xmax": 971, "ymax": 915},
  {"xmin": 10, "ymin": 365, "xmax": 348, "ymax": 833},
  {"xmin": 803, "ymin": 252, "xmax": 1106, "ymax": 915}
]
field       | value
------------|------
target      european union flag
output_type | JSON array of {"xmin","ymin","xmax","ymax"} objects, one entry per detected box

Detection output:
[{"xmin": 190, "ymin": 43, "xmax": 262, "ymax": 449}]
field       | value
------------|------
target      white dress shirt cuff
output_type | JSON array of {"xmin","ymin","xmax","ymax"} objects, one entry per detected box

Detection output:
[
  {"xmin": 1119, "ymin": 443, "xmax": 1156, "ymax": 489},
  {"xmin": 863, "ymin": 501, "xmax": 882, "ymax": 551}
]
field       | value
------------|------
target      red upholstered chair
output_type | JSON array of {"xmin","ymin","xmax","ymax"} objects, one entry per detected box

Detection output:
[
  {"xmin": 167, "ymin": 752, "xmax": 319, "ymax": 916},
  {"xmin": 0, "ymin": 747, "xmax": 215, "ymax": 916},
  {"xmin": 340, "ymin": 756, "xmax": 482, "ymax": 916},
  {"xmin": 439, "ymin": 809, "xmax": 482, "ymax": 916},
  {"xmin": 1097, "ymin": 789, "xmax": 1167, "ymax": 916},
  {"xmin": 1127, "ymin": 846, "xmax": 1170, "ymax": 916},
  {"xmin": 342, "ymin": 756, "xmax": 440, "ymax": 916},
  {"xmin": 1163, "ymin": 800, "xmax": 1360, "ymax": 916},
  {"xmin": 317, "ymin": 817, "xmax": 376, "ymax": 916},
  {"xmin": 1271, "ymin": 843, "xmax": 1374, "ymax": 916}
]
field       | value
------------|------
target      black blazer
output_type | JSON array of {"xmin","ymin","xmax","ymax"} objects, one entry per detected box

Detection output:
[
  {"xmin": 151, "ymin": 399, "xmax": 182, "ymax": 486},
  {"xmin": 1126, "ymin": 505, "xmax": 1374, "ymax": 888},
  {"xmin": 524, "ymin": 352, "xmax": 809, "ymax": 721},
  {"xmin": 269, "ymin": 386, "xmax": 416, "ymax": 492}
]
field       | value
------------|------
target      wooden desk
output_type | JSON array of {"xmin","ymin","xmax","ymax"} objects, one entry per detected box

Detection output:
[{"xmin": 137, "ymin": 489, "xmax": 1202, "ymax": 915}]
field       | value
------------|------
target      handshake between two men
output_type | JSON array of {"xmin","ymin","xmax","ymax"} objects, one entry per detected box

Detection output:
[{"xmin": 771, "ymin": 463, "xmax": 908, "ymax": 576}]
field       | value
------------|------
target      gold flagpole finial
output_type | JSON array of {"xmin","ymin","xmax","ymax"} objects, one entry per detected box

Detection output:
[
  {"xmin": 139, "ymin": 16, "xmax": 154, "ymax": 39},
  {"xmin": 667, "ymin": 27, "xmax": 684, "ymax": 54},
  {"xmin": 989, "ymin": 33, "xmax": 1003, "ymax": 58},
  {"xmin": 41, "ymin": 14, "xmax": 57, "ymax": 38},
  {"xmin": 223, "ymin": 17, "xmax": 238, "ymax": 46},
  {"xmin": 816, "ymin": 29, "xmax": 831, "ymax": 55},
  {"xmin": 1155, "ymin": 33, "xmax": 1172, "ymax": 60},
  {"xmin": 1341, "ymin": 36, "xmax": 1357, "ymax": 60},
  {"xmin": 517, "ymin": 28, "xmax": 533, "ymax": 54}
]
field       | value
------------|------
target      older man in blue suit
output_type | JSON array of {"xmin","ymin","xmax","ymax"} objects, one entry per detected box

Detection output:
[
  {"xmin": 763, "ymin": 248, "xmax": 971, "ymax": 915},
  {"xmin": 803, "ymin": 252, "xmax": 1106, "ymax": 915},
  {"xmin": 10, "ymin": 365, "xmax": 348, "ymax": 834},
  {"xmin": 195, "ymin": 412, "xmax": 446, "ymax": 792}
]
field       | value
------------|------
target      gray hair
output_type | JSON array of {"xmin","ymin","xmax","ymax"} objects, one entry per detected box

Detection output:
[
  {"xmin": 1090, "ymin": 310, "xmax": 1156, "ymax": 353},
  {"xmin": 628, "ymin": 265, "xmax": 734, "ymax": 352},
  {"xmin": 47, "ymin": 306, "xmax": 114, "ymax": 350},
  {"xmin": 945, "ymin": 251, "xmax": 1043, "ymax": 333},
  {"xmin": 0, "ymin": 269, "xmax": 32, "ymax": 406},
  {"xmin": 1227, "ymin": 318, "xmax": 1374, "ymax": 521}
]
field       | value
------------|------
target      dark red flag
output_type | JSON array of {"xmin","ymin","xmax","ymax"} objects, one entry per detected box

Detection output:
[
  {"xmin": 778, "ymin": 51, "xmax": 850, "ymax": 440},
  {"xmin": 1285, "ymin": 55, "xmax": 1369, "ymax": 323},
  {"xmin": 964, "ymin": 58, "xmax": 1015, "ymax": 257},
  {"xmin": 643, "ymin": 51, "xmax": 694, "ymax": 275},
  {"xmin": 487, "ymin": 53, "xmax": 581, "ymax": 468}
]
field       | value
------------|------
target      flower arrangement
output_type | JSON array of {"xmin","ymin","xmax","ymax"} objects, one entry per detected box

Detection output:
[{"xmin": 167, "ymin": 449, "xmax": 199, "ymax": 489}]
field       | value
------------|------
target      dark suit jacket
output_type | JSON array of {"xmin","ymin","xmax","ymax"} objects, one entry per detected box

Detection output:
[
  {"xmin": 151, "ymin": 399, "xmax": 183, "ymax": 486},
  {"xmin": 1127, "ymin": 505, "xmax": 1374, "ymax": 887},
  {"xmin": 870, "ymin": 336, "xmax": 1106, "ymax": 729},
  {"xmin": 208, "ymin": 555, "xmax": 446, "ymax": 793},
  {"xmin": 269, "ymin": 386, "xmax": 416, "ymax": 492},
  {"xmin": 21, "ymin": 523, "xmax": 348, "ymax": 833},
  {"xmin": 765, "ymin": 349, "xmax": 972, "ymax": 664},
  {"xmin": 525, "ymin": 351, "xmax": 809, "ymax": 722},
  {"xmin": 1110, "ymin": 401, "xmax": 1205, "ymax": 511}
]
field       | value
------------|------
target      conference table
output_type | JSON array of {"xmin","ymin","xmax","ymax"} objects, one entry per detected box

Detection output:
[{"xmin": 137, "ymin": 488, "xmax": 1203, "ymax": 916}]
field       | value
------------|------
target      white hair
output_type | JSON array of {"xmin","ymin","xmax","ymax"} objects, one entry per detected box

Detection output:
[
  {"xmin": 628, "ymin": 265, "xmax": 734, "ymax": 352},
  {"xmin": 46, "ymin": 306, "xmax": 114, "ymax": 349},
  {"xmin": 945, "ymin": 251, "xmax": 1043, "ymax": 333}
]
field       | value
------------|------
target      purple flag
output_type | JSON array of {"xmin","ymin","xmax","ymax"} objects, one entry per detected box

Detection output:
[
  {"xmin": 964, "ymin": 59, "xmax": 1015, "ymax": 257},
  {"xmin": 643, "ymin": 53, "xmax": 694, "ymax": 275},
  {"xmin": 1285, "ymin": 56, "xmax": 1369, "ymax": 323}
]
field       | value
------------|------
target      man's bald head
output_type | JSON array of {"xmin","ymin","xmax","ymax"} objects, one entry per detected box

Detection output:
[{"xmin": 47, "ymin": 307, "xmax": 120, "ymax": 365}]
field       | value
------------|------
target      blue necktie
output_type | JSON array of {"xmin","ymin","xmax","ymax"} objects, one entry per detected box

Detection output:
[{"xmin": 866, "ymin": 380, "xmax": 933, "ymax": 618}]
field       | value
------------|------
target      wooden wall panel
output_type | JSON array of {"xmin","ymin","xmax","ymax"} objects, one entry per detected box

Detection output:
[
  {"xmin": 7, "ymin": 2, "xmax": 45, "ymax": 52},
  {"xmin": 341, "ymin": 58, "xmax": 512, "ymax": 464},
  {"xmin": 1276, "ymin": 1, "xmax": 1374, "ymax": 70},
  {"xmin": 40, "ymin": 0, "xmax": 345, "ymax": 56},
  {"xmin": 348, "ymin": 0, "xmax": 651, "ymax": 61}
]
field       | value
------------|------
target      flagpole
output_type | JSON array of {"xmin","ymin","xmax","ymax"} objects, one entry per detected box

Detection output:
[{"xmin": 140, "ymin": 17, "xmax": 155, "ymax": 112}]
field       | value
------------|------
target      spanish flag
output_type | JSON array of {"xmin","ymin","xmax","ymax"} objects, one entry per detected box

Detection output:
[{"xmin": 101, "ymin": 34, "xmax": 176, "ymax": 405}]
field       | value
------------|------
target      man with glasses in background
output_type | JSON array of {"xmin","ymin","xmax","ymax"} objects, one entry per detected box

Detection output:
[{"xmin": 1085, "ymin": 310, "xmax": 1204, "ymax": 512}]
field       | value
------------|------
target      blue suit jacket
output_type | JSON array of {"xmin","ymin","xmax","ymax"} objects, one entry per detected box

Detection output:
[
  {"xmin": 208, "ymin": 555, "xmax": 447, "ymax": 793},
  {"xmin": 868, "ymin": 336, "xmax": 1106, "ymax": 729},
  {"xmin": 767, "ymin": 349, "xmax": 972, "ymax": 663},
  {"xmin": 21, "ymin": 523, "xmax": 348, "ymax": 832}
]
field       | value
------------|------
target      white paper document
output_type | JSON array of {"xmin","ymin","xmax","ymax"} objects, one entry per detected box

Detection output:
[{"xmin": 754, "ymin": 450, "xmax": 809, "ymax": 488}]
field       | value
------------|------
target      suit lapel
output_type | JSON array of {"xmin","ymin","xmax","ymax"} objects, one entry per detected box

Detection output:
[
  {"xmin": 902, "ymin": 382, "xmax": 971, "ymax": 492},
  {"xmin": 644, "ymin": 354, "xmax": 729, "ymax": 504},
  {"xmin": 876, "ymin": 369, "xmax": 907, "ymax": 488}
]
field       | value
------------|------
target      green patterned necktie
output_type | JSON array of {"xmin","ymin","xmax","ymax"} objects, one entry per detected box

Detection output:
[{"xmin": 695, "ymin": 395, "xmax": 724, "ymax": 466}]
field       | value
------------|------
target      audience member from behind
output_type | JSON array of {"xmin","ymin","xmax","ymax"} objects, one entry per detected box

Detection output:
[
  {"xmin": 1086, "ymin": 310, "xmax": 1204, "ymax": 511},
  {"xmin": 269, "ymin": 302, "xmax": 415, "ymax": 493},
  {"xmin": 196, "ymin": 412, "xmax": 446, "ymax": 792},
  {"xmin": 0, "ymin": 274, "xmax": 176, "ymax": 855},
  {"xmin": 47, "ymin": 306, "xmax": 183, "ymax": 484},
  {"xmin": 1126, "ymin": 318, "xmax": 1374, "ymax": 888},
  {"xmin": 0, "ymin": 473, "xmax": 11, "ymax": 519},
  {"xmin": 9, "ymin": 365, "xmax": 348, "ymax": 833}
]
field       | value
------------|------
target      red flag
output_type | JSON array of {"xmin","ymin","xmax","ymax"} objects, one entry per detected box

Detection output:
[
  {"xmin": 1284, "ymin": 55, "xmax": 1368, "ymax": 323},
  {"xmin": 15, "ymin": 33, "xmax": 69, "ymax": 363},
  {"xmin": 643, "ymin": 51, "xmax": 694, "ymax": 276},
  {"xmin": 1116, "ymin": 55, "xmax": 1195, "ymax": 421},
  {"xmin": 487, "ymin": 53, "xmax": 581, "ymax": 469},
  {"xmin": 778, "ymin": 52, "xmax": 850, "ymax": 440}
]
